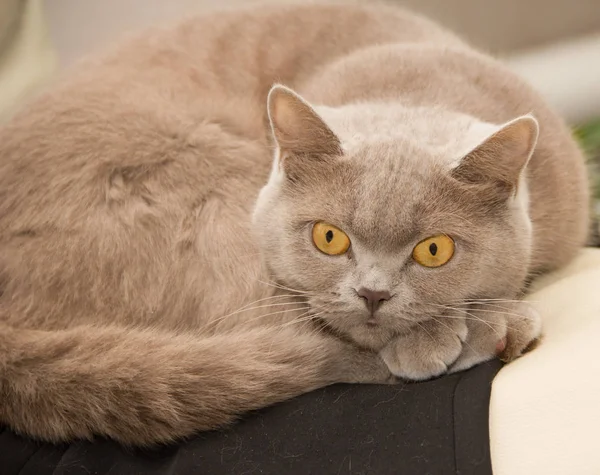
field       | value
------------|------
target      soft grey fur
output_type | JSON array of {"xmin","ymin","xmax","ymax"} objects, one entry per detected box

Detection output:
[{"xmin": 0, "ymin": 2, "xmax": 588, "ymax": 445}]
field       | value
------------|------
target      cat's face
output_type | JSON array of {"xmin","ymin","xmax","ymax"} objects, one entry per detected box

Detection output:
[{"xmin": 252, "ymin": 86, "xmax": 538, "ymax": 350}]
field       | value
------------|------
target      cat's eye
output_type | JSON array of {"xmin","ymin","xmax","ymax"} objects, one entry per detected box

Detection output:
[
  {"xmin": 412, "ymin": 234, "xmax": 455, "ymax": 268},
  {"xmin": 312, "ymin": 222, "xmax": 351, "ymax": 255}
]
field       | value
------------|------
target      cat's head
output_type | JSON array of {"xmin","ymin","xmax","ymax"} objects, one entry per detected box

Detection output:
[{"xmin": 252, "ymin": 85, "xmax": 538, "ymax": 350}]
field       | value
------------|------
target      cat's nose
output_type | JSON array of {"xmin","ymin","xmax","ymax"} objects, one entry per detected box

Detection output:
[{"xmin": 356, "ymin": 287, "xmax": 391, "ymax": 314}]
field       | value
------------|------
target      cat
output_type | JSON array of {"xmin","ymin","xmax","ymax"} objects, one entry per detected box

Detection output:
[{"xmin": 0, "ymin": 2, "xmax": 589, "ymax": 446}]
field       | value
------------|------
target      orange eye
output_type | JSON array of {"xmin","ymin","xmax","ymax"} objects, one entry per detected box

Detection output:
[
  {"xmin": 412, "ymin": 235, "xmax": 455, "ymax": 268},
  {"xmin": 312, "ymin": 222, "xmax": 350, "ymax": 255}
]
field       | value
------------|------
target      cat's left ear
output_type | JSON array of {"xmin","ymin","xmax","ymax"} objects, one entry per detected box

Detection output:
[
  {"xmin": 267, "ymin": 85, "xmax": 342, "ymax": 161},
  {"xmin": 452, "ymin": 115, "xmax": 539, "ymax": 198}
]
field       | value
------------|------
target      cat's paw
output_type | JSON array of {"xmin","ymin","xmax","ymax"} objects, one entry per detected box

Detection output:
[
  {"xmin": 500, "ymin": 301, "xmax": 542, "ymax": 362},
  {"xmin": 379, "ymin": 318, "xmax": 467, "ymax": 381},
  {"xmin": 449, "ymin": 300, "xmax": 542, "ymax": 374}
]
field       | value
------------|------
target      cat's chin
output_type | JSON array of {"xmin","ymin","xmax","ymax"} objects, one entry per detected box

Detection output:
[{"xmin": 344, "ymin": 325, "xmax": 396, "ymax": 351}]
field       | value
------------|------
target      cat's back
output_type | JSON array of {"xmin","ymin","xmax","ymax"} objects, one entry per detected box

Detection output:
[{"xmin": 0, "ymin": 2, "xmax": 464, "ymax": 200}]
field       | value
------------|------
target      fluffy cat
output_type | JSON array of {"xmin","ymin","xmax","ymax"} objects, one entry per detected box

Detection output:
[{"xmin": 0, "ymin": 2, "xmax": 589, "ymax": 445}]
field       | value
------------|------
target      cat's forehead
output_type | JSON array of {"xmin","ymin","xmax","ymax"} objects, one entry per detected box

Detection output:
[
  {"xmin": 315, "ymin": 102, "xmax": 498, "ymax": 168},
  {"xmin": 347, "ymin": 144, "xmax": 454, "ymax": 242},
  {"xmin": 294, "ymin": 141, "xmax": 471, "ymax": 249},
  {"xmin": 280, "ymin": 102, "xmax": 502, "ymax": 247}
]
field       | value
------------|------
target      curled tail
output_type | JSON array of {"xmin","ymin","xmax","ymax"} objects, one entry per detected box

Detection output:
[{"xmin": 0, "ymin": 322, "xmax": 390, "ymax": 445}]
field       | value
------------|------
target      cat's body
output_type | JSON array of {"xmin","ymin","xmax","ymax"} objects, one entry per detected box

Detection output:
[{"xmin": 0, "ymin": 3, "xmax": 588, "ymax": 445}]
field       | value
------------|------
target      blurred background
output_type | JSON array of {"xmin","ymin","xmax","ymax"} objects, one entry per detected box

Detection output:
[
  {"xmin": 1, "ymin": 0, "xmax": 599, "ymax": 122},
  {"xmin": 1, "ymin": 0, "xmax": 599, "ymax": 123},
  {"xmin": 1, "ymin": 0, "xmax": 599, "ymax": 235}
]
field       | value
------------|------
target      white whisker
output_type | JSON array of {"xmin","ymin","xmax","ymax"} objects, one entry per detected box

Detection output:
[
  {"xmin": 434, "ymin": 310, "xmax": 512, "ymax": 336},
  {"xmin": 279, "ymin": 312, "xmax": 326, "ymax": 329},
  {"xmin": 211, "ymin": 296, "xmax": 305, "ymax": 325},
  {"xmin": 214, "ymin": 306, "xmax": 313, "ymax": 329},
  {"xmin": 413, "ymin": 320, "xmax": 438, "ymax": 346},
  {"xmin": 430, "ymin": 316, "xmax": 479, "ymax": 355},
  {"xmin": 258, "ymin": 280, "xmax": 313, "ymax": 295},
  {"xmin": 446, "ymin": 305, "xmax": 532, "ymax": 321}
]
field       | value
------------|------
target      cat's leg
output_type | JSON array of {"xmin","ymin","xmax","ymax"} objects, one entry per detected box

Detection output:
[
  {"xmin": 0, "ymin": 323, "xmax": 393, "ymax": 446},
  {"xmin": 379, "ymin": 317, "xmax": 468, "ymax": 381},
  {"xmin": 449, "ymin": 300, "xmax": 542, "ymax": 373}
]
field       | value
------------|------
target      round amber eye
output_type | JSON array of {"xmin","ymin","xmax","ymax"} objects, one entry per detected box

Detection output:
[
  {"xmin": 412, "ymin": 235, "xmax": 455, "ymax": 268},
  {"xmin": 312, "ymin": 222, "xmax": 351, "ymax": 255}
]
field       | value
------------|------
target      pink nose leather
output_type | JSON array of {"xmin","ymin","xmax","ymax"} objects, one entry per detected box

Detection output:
[{"xmin": 357, "ymin": 288, "xmax": 391, "ymax": 314}]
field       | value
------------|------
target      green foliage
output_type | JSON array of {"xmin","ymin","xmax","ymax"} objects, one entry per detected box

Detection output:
[
  {"xmin": 574, "ymin": 118, "xmax": 600, "ymax": 157},
  {"xmin": 574, "ymin": 119, "xmax": 600, "ymax": 203}
]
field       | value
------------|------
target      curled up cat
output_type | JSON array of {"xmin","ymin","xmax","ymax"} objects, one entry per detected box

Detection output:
[{"xmin": 0, "ymin": 2, "xmax": 589, "ymax": 446}]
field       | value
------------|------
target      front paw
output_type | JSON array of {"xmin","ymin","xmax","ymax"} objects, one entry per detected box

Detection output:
[
  {"xmin": 499, "ymin": 301, "xmax": 542, "ymax": 362},
  {"xmin": 379, "ymin": 318, "xmax": 467, "ymax": 381},
  {"xmin": 449, "ymin": 300, "xmax": 542, "ymax": 373}
]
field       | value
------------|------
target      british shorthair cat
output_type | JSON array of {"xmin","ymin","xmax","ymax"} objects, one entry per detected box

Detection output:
[{"xmin": 0, "ymin": 2, "xmax": 588, "ymax": 445}]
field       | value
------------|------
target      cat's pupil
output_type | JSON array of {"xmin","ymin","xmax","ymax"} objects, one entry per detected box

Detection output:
[
  {"xmin": 325, "ymin": 230, "xmax": 334, "ymax": 243},
  {"xmin": 429, "ymin": 243, "xmax": 438, "ymax": 256}
]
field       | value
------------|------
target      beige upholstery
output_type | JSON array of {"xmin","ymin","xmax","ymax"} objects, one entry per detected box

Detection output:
[{"xmin": 491, "ymin": 248, "xmax": 600, "ymax": 475}]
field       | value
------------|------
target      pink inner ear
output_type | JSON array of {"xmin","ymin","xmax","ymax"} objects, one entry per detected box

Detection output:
[
  {"xmin": 267, "ymin": 85, "xmax": 342, "ymax": 157},
  {"xmin": 452, "ymin": 116, "xmax": 539, "ymax": 192},
  {"xmin": 488, "ymin": 116, "xmax": 539, "ymax": 164},
  {"xmin": 269, "ymin": 90, "xmax": 302, "ymax": 137}
]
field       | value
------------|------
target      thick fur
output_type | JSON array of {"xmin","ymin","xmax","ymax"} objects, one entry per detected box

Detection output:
[{"xmin": 0, "ymin": 3, "xmax": 589, "ymax": 445}]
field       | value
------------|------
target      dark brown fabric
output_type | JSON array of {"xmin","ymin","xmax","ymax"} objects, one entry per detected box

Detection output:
[{"xmin": 0, "ymin": 360, "xmax": 501, "ymax": 475}]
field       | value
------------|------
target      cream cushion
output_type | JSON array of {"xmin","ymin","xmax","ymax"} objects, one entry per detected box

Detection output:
[{"xmin": 491, "ymin": 248, "xmax": 600, "ymax": 475}]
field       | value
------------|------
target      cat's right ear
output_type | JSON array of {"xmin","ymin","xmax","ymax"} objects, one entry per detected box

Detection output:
[
  {"xmin": 267, "ymin": 85, "xmax": 342, "ymax": 164},
  {"xmin": 451, "ymin": 115, "xmax": 539, "ymax": 199}
]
